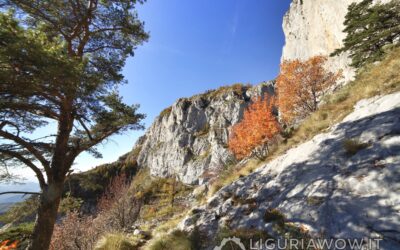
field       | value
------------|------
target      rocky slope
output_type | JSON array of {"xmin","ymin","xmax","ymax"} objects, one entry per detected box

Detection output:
[
  {"xmin": 125, "ymin": 0, "xmax": 394, "ymax": 185},
  {"xmin": 282, "ymin": 0, "xmax": 390, "ymax": 83},
  {"xmin": 179, "ymin": 92, "xmax": 400, "ymax": 249},
  {"xmin": 129, "ymin": 82, "xmax": 274, "ymax": 184}
]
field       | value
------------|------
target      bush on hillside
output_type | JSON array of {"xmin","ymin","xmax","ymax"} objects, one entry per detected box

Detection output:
[
  {"xmin": 95, "ymin": 233, "xmax": 141, "ymax": 250},
  {"xmin": 228, "ymin": 94, "xmax": 280, "ymax": 160},
  {"xmin": 51, "ymin": 174, "xmax": 141, "ymax": 250},
  {"xmin": 0, "ymin": 196, "xmax": 39, "ymax": 225},
  {"xmin": 147, "ymin": 230, "xmax": 197, "ymax": 250},
  {"xmin": 64, "ymin": 158, "xmax": 138, "ymax": 211},
  {"xmin": 276, "ymin": 56, "xmax": 342, "ymax": 125}
]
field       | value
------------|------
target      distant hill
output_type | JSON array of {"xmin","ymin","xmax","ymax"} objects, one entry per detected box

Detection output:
[
  {"xmin": 0, "ymin": 203, "xmax": 14, "ymax": 214},
  {"xmin": 0, "ymin": 182, "xmax": 39, "ymax": 209}
]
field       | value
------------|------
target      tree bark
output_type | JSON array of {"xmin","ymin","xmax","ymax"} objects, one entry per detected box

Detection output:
[{"xmin": 27, "ymin": 181, "xmax": 64, "ymax": 250}]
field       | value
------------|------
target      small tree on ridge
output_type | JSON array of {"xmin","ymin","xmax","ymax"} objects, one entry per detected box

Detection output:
[
  {"xmin": 228, "ymin": 94, "xmax": 280, "ymax": 160},
  {"xmin": 276, "ymin": 56, "xmax": 342, "ymax": 125}
]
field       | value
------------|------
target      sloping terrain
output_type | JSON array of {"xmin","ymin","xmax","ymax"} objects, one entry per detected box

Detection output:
[
  {"xmin": 179, "ymin": 92, "xmax": 400, "ymax": 249},
  {"xmin": 131, "ymin": 82, "xmax": 274, "ymax": 184}
]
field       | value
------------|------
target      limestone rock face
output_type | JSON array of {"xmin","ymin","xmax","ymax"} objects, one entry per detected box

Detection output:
[
  {"xmin": 179, "ymin": 92, "xmax": 400, "ymax": 249},
  {"xmin": 282, "ymin": 0, "xmax": 389, "ymax": 82},
  {"xmin": 131, "ymin": 82, "xmax": 274, "ymax": 184}
]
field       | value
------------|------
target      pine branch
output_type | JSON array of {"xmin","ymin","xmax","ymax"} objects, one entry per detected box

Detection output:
[
  {"xmin": 0, "ymin": 148, "xmax": 46, "ymax": 188},
  {"xmin": 0, "ymin": 191, "xmax": 41, "ymax": 196},
  {"xmin": 0, "ymin": 130, "xmax": 51, "ymax": 174}
]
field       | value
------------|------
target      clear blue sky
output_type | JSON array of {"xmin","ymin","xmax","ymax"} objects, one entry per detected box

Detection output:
[
  {"xmin": 77, "ymin": 0, "xmax": 293, "ymax": 173},
  {"xmin": 19, "ymin": 0, "xmax": 293, "ymax": 180}
]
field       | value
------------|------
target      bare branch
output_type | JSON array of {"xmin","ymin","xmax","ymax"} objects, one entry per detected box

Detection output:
[
  {"xmin": 91, "ymin": 27, "xmax": 124, "ymax": 34},
  {"xmin": 74, "ymin": 126, "xmax": 122, "ymax": 155},
  {"xmin": 0, "ymin": 121, "xmax": 20, "ymax": 136},
  {"xmin": 2, "ymin": 102, "xmax": 59, "ymax": 120},
  {"xmin": 0, "ymin": 148, "xmax": 46, "ymax": 189},
  {"xmin": 0, "ymin": 130, "xmax": 50, "ymax": 174},
  {"xmin": 0, "ymin": 191, "xmax": 41, "ymax": 196},
  {"xmin": 11, "ymin": 0, "xmax": 68, "ymax": 37},
  {"xmin": 77, "ymin": 117, "xmax": 93, "ymax": 141},
  {"xmin": 83, "ymin": 45, "xmax": 121, "ymax": 54}
]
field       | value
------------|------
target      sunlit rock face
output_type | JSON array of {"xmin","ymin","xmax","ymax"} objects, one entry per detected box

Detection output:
[
  {"xmin": 180, "ymin": 92, "xmax": 400, "ymax": 249},
  {"xmin": 282, "ymin": 0, "xmax": 390, "ymax": 83},
  {"xmin": 129, "ymin": 82, "xmax": 274, "ymax": 184}
]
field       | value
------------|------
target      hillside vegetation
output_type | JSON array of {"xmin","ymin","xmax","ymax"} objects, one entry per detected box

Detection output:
[
  {"xmin": 145, "ymin": 46, "xmax": 400, "ymax": 250},
  {"xmin": 208, "ymin": 46, "xmax": 400, "ymax": 196}
]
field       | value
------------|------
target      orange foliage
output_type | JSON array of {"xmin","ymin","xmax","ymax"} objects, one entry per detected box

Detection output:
[
  {"xmin": 276, "ymin": 56, "xmax": 342, "ymax": 124},
  {"xmin": 228, "ymin": 94, "xmax": 280, "ymax": 160},
  {"xmin": 0, "ymin": 240, "xmax": 18, "ymax": 250}
]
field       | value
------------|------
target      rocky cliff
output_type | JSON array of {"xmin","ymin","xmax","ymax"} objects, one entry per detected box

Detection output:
[
  {"xmin": 180, "ymin": 91, "xmax": 400, "ymax": 249},
  {"xmin": 124, "ymin": 0, "xmax": 393, "ymax": 185},
  {"xmin": 129, "ymin": 82, "xmax": 274, "ymax": 184},
  {"xmin": 282, "ymin": 0, "xmax": 390, "ymax": 82}
]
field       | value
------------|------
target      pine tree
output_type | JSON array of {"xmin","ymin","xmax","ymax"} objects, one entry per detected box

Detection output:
[
  {"xmin": 332, "ymin": 0, "xmax": 400, "ymax": 68},
  {"xmin": 0, "ymin": 1, "xmax": 148, "ymax": 249}
]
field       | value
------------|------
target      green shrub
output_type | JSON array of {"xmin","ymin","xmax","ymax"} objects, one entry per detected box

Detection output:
[
  {"xmin": 58, "ymin": 194, "xmax": 83, "ymax": 214},
  {"xmin": 332, "ymin": 0, "xmax": 400, "ymax": 68},
  {"xmin": 0, "ymin": 196, "xmax": 38, "ymax": 224},
  {"xmin": 343, "ymin": 139, "xmax": 369, "ymax": 156},
  {"xmin": 264, "ymin": 208, "xmax": 285, "ymax": 226},
  {"xmin": 0, "ymin": 222, "xmax": 34, "ymax": 249},
  {"xmin": 65, "ymin": 158, "xmax": 138, "ymax": 209}
]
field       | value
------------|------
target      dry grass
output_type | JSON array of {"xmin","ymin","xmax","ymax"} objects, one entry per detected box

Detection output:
[
  {"xmin": 208, "ymin": 158, "xmax": 261, "ymax": 196},
  {"xmin": 151, "ymin": 214, "xmax": 186, "ymax": 235},
  {"xmin": 343, "ymin": 139, "xmax": 370, "ymax": 156},
  {"xmin": 159, "ymin": 106, "xmax": 172, "ymax": 118},
  {"xmin": 270, "ymin": 47, "xmax": 400, "ymax": 158},
  {"xmin": 94, "ymin": 233, "xmax": 143, "ymax": 250},
  {"xmin": 129, "ymin": 169, "xmax": 193, "ymax": 232},
  {"xmin": 145, "ymin": 230, "xmax": 194, "ymax": 250},
  {"xmin": 192, "ymin": 83, "xmax": 252, "ymax": 101},
  {"xmin": 100, "ymin": 48, "xmax": 400, "ymax": 249},
  {"xmin": 209, "ymin": 47, "xmax": 400, "ymax": 196}
]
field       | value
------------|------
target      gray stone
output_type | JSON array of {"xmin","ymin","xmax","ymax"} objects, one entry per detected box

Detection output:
[
  {"xmin": 282, "ymin": 0, "xmax": 390, "ymax": 84},
  {"xmin": 128, "ymin": 82, "xmax": 275, "ymax": 184},
  {"xmin": 178, "ymin": 92, "xmax": 400, "ymax": 250}
]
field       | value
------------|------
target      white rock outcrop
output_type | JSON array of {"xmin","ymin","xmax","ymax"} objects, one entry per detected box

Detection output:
[
  {"xmin": 282, "ymin": 0, "xmax": 390, "ymax": 82},
  {"xmin": 180, "ymin": 92, "xmax": 400, "ymax": 249},
  {"xmin": 129, "ymin": 82, "xmax": 274, "ymax": 184}
]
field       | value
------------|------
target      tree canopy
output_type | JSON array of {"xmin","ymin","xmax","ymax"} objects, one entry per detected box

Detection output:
[
  {"xmin": 0, "ymin": 1, "xmax": 148, "ymax": 249},
  {"xmin": 228, "ymin": 94, "xmax": 280, "ymax": 160},
  {"xmin": 276, "ymin": 56, "xmax": 342, "ymax": 125},
  {"xmin": 332, "ymin": 0, "xmax": 400, "ymax": 68}
]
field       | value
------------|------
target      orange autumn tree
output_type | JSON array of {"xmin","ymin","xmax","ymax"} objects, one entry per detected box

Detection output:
[
  {"xmin": 276, "ymin": 56, "xmax": 342, "ymax": 125},
  {"xmin": 0, "ymin": 240, "xmax": 18, "ymax": 250},
  {"xmin": 228, "ymin": 94, "xmax": 280, "ymax": 160}
]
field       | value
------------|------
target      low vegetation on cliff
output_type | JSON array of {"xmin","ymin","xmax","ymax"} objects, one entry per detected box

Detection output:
[
  {"xmin": 332, "ymin": 0, "xmax": 400, "ymax": 68},
  {"xmin": 209, "ymin": 46, "xmax": 400, "ymax": 197},
  {"xmin": 1, "ymin": 0, "xmax": 399, "ymax": 249}
]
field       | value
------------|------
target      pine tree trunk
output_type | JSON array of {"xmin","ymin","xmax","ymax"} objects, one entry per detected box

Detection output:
[{"xmin": 27, "ymin": 181, "xmax": 63, "ymax": 250}]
